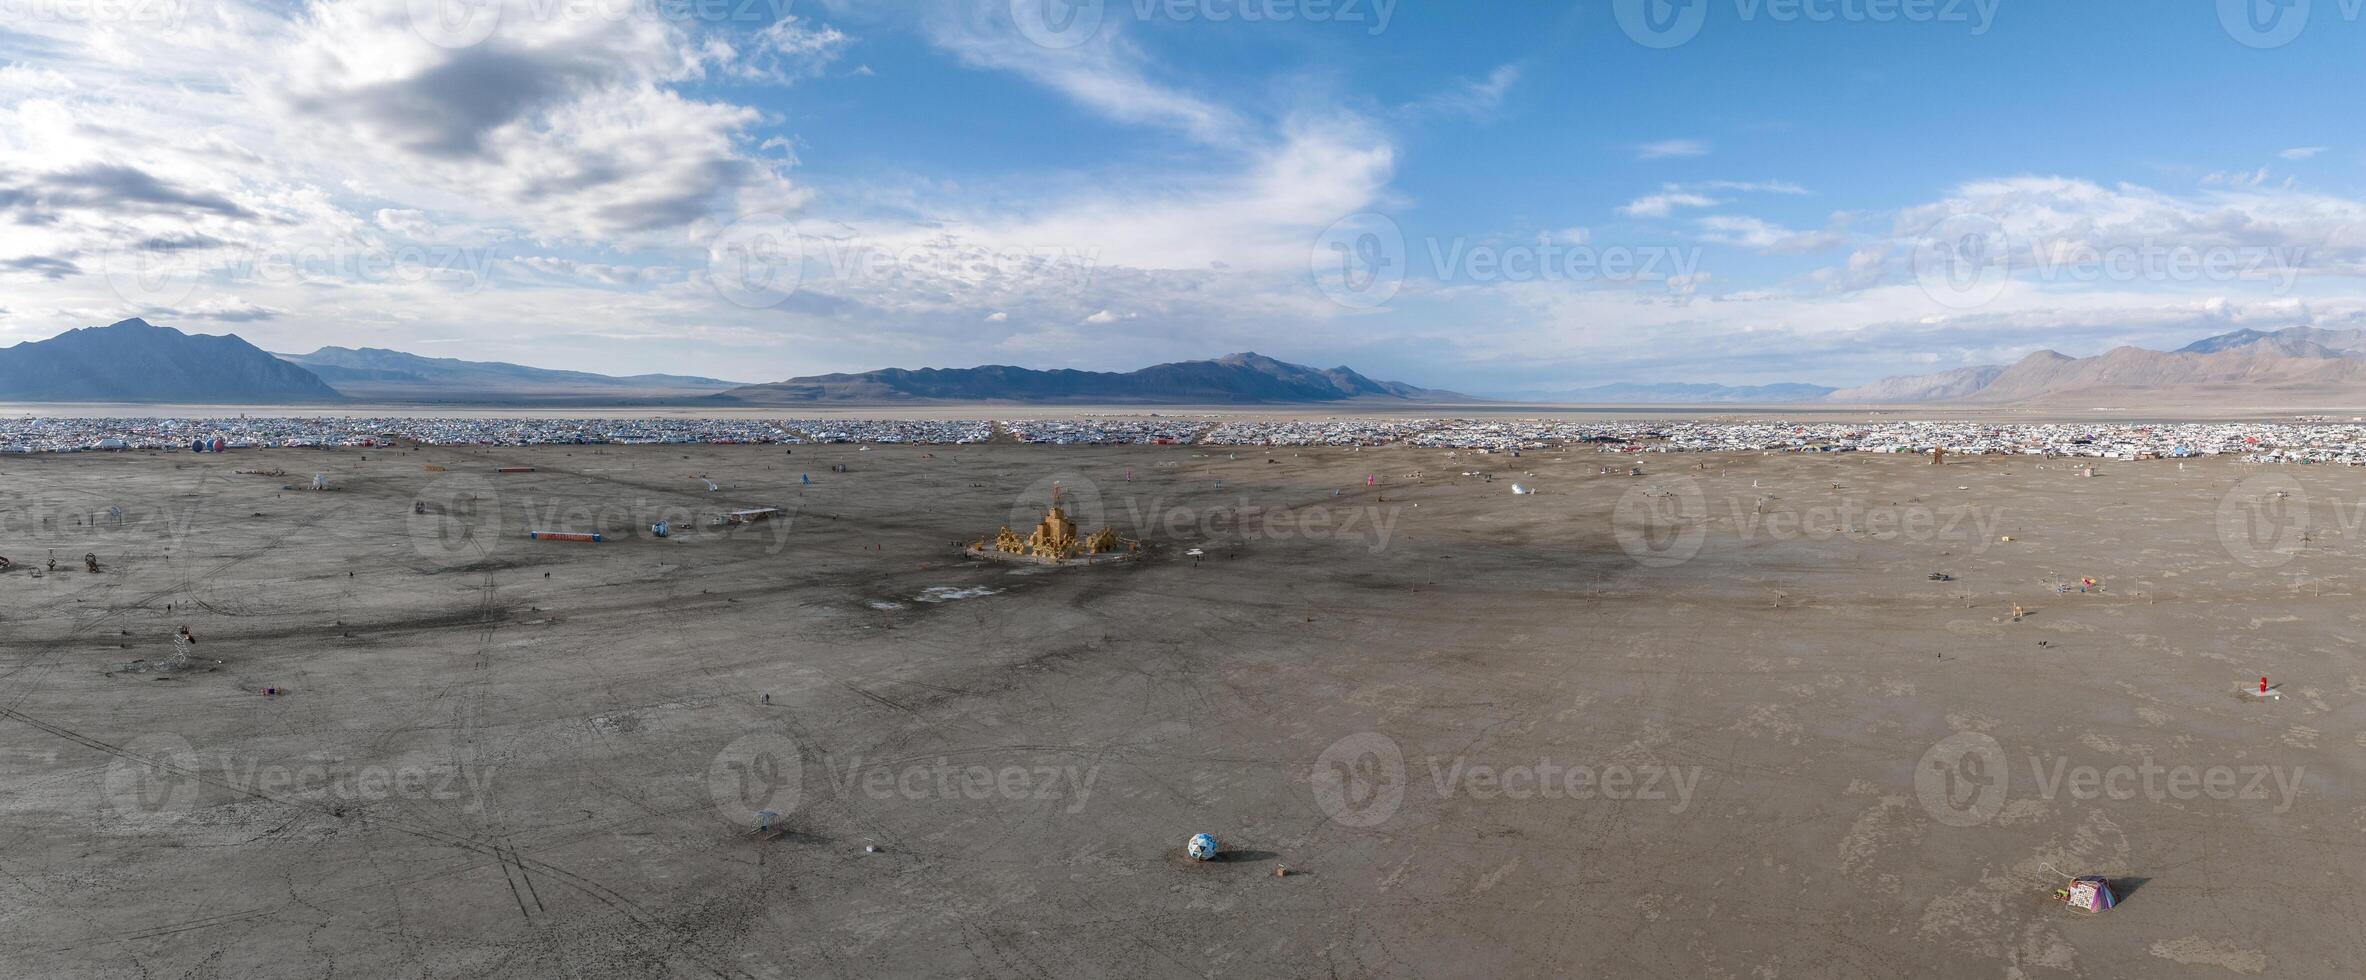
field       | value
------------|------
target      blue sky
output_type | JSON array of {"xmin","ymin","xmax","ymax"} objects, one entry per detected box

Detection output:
[{"xmin": 3, "ymin": 0, "xmax": 2364, "ymax": 395}]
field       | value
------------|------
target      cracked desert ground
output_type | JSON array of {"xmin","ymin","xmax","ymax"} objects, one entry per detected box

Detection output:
[{"xmin": 4, "ymin": 441, "xmax": 2363, "ymax": 978}]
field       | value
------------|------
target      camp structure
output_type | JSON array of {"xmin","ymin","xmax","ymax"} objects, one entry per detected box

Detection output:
[
  {"xmin": 2054, "ymin": 875, "xmax": 2117, "ymax": 914},
  {"xmin": 528, "ymin": 530, "xmax": 604, "ymax": 543},
  {"xmin": 964, "ymin": 484, "xmax": 1140, "ymax": 566}
]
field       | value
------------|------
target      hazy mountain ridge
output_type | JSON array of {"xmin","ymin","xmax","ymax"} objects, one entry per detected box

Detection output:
[
  {"xmin": 711, "ymin": 352, "xmax": 1464, "ymax": 404},
  {"xmin": 279, "ymin": 346, "xmax": 742, "ymax": 404},
  {"xmin": 1835, "ymin": 326, "xmax": 2366, "ymax": 406}
]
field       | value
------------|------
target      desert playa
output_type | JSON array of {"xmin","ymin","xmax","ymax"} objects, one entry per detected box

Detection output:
[{"xmin": 2, "ymin": 440, "xmax": 2360, "ymax": 977}]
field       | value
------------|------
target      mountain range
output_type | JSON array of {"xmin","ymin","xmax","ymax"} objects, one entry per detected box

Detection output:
[
  {"xmin": 15, "ymin": 318, "xmax": 2366, "ymax": 409},
  {"xmin": 1826, "ymin": 326, "xmax": 2366, "ymax": 407},
  {"xmin": 709, "ymin": 352, "xmax": 1461, "ymax": 404},
  {"xmin": 0, "ymin": 320, "xmax": 1458, "ymax": 406},
  {"xmin": 277, "ymin": 346, "xmax": 741, "ymax": 405}
]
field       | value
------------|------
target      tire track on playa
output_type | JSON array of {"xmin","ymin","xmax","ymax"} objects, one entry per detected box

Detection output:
[{"xmin": 0, "ymin": 706, "xmax": 760, "ymax": 978}]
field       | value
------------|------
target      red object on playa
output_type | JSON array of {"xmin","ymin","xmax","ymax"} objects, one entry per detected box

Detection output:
[{"xmin": 2261, "ymin": 677, "xmax": 2269, "ymax": 694}]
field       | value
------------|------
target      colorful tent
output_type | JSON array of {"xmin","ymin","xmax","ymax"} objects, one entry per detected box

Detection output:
[{"xmin": 2059, "ymin": 876, "xmax": 2116, "ymax": 914}]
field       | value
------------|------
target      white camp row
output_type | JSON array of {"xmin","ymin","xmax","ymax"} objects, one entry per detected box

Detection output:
[{"xmin": 9, "ymin": 416, "xmax": 2366, "ymax": 462}]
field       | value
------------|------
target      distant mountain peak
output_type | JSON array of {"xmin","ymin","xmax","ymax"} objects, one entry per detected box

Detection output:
[{"xmin": 1, "ymin": 318, "xmax": 343, "ymax": 404}]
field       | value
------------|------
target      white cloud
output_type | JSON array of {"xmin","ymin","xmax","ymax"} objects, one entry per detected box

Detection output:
[
  {"xmin": 985, "ymin": 311, "xmax": 1008, "ymax": 321},
  {"xmin": 2202, "ymin": 167, "xmax": 2273, "ymax": 188},
  {"xmin": 732, "ymin": 16, "xmax": 853, "ymax": 82},
  {"xmin": 2280, "ymin": 146, "xmax": 2327, "ymax": 160},
  {"xmin": 1696, "ymin": 215, "xmax": 1846, "ymax": 254},
  {"xmin": 1406, "ymin": 63, "xmax": 1521, "ymax": 118},
  {"xmin": 1634, "ymin": 139, "xmax": 1709, "ymax": 160},
  {"xmin": 1702, "ymin": 180, "xmax": 1810, "ymax": 195},
  {"xmin": 923, "ymin": 3, "xmax": 1243, "ymax": 146},
  {"xmin": 1619, "ymin": 191, "xmax": 1719, "ymax": 218}
]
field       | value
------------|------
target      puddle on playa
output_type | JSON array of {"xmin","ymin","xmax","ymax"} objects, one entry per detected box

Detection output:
[
  {"xmin": 867, "ymin": 600, "xmax": 907, "ymax": 610},
  {"xmin": 916, "ymin": 586, "xmax": 1003, "ymax": 603}
]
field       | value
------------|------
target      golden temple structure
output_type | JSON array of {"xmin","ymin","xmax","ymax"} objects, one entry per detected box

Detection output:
[{"xmin": 968, "ymin": 485, "xmax": 1140, "ymax": 564}]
